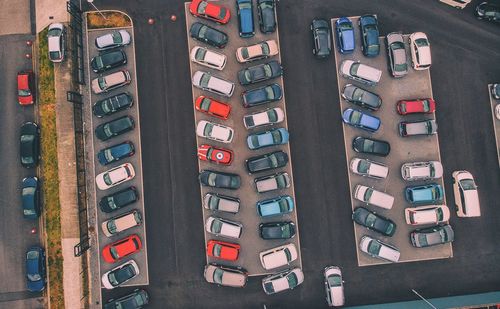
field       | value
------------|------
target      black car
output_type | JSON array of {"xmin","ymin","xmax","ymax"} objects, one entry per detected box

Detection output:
[
  {"xmin": 352, "ymin": 136, "xmax": 390, "ymax": 156},
  {"xmin": 20, "ymin": 122, "xmax": 40, "ymax": 168},
  {"xmin": 99, "ymin": 186, "xmax": 138, "ymax": 213},
  {"xmin": 95, "ymin": 116, "xmax": 135, "ymax": 141},
  {"xmin": 311, "ymin": 19, "xmax": 332, "ymax": 58},
  {"xmin": 257, "ymin": 0, "xmax": 276, "ymax": 33},
  {"xmin": 199, "ymin": 170, "xmax": 241, "ymax": 190},
  {"xmin": 238, "ymin": 60, "xmax": 282, "ymax": 85},
  {"xmin": 26, "ymin": 246, "xmax": 46, "ymax": 292},
  {"xmin": 104, "ymin": 289, "xmax": 149, "ymax": 309},
  {"xmin": 352, "ymin": 207, "xmax": 396, "ymax": 236},
  {"xmin": 242, "ymin": 83, "xmax": 282, "ymax": 107},
  {"xmin": 93, "ymin": 92, "xmax": 133, "ymax": 118},
  {"xmin": 410, "ymin": 224, "xmax": 454, "ymax": 248},
  {"xmin": 97, "ymin": 141, "xmax": 135, "ymax": 165},
  {"xmin": 246, "ymin": 150, "xmax": 288, "ymax": 174},
  {"xmin": 359, "ymin": 14, "xmax": 380, "ymax": 57},
  {"xmin": 259, "ymin": 221, "xmax": 296, "ymax": 239},
  {"xmin": 90, "ymin": 50, "xmax": 127, "ymax": 73},
  {"xmin": 190, "ymin": 22, "xmax": 228, "ymax": 48},
  {"xmin": 341, "ymin": 84, "xmax": 382, "ymax": 111},
  {"xmin": 475, "ymin": 2, "xmax": 500, "ymax": 22},
  {"xmin": 22, "ymin": 177, "xmax": 41, "ymax": 219}
]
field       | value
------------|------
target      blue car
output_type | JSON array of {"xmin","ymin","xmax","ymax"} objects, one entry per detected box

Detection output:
[
  {"xmin": 236, "ymin": 0, "xmax": 255, "ymax": 38},
  {"xmin": 97, "ymin": 141, "xmax": 135, "ymax": 165},
  {"xmin": 22, "ymin": 177, "xmax": 40, "ymax": 219},
  {"xmin": 247, "ymin": 128, "xmax": 289, "ymax": 150},
  {"xmin": 26, "ymin": 246, "xmax": 46, "ymax": 292},
  {"xmin": 405, "ymin": 183, "xmax": 443, "ymax": 205},
  {"xmin": 335, "ymin": 17, "xmax": 355, "ymax": 54},
  {"xmin": 257, "ymin": 195, "xmax": 294, "ymax": 217},
  {"xmin": 342, "ymin": 108, "xmax": 381, "ymax": 133},
  {"xmin": 242, "ymin": 83, "xmax": 282, "ymax": 107},
  {"xmin": 359, "ymin": 15, "xmax": 380, "ymax": 57}
]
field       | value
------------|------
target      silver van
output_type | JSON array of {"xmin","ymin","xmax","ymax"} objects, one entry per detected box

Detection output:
[{"xmin": 203, "ymin": 193, "xmax": 240, "ymax": 214}]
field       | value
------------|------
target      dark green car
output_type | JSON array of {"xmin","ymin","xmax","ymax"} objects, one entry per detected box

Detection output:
[
  {"xmin": 104, "ymin": 289, "xmax": 149, "ymax": 309},
  {"xmin": 352, "ymin": 207, "xmax": 396, "ymax": 236},
  {"xmin": 91, "ymin": 50, "xmax": 127, "ymax": 73}
]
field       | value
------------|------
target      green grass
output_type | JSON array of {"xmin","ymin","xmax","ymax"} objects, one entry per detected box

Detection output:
[
  {"xmin": 38, "ymin": 27, "xmax": 65, "ymax": 309},
  {"xmin": 87, "ymin": 11, "xmax": 131, "ymax": 29}
]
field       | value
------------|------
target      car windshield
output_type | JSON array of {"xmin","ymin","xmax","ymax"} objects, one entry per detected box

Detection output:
[
  {"xmin": 208, "ymin": 173, "xmax": 217, "ymax": 186},
  {"xmin": 110, "ymin": 247, "xmax": 120, "ymax": 259},
  {"xmin": 460, "ymin": 179, "xmax": 476, "ymax": 190},
  {"xmin": 21, "ymin": 134, "xmax": 34, "ymax": 143},
  {"xmin": 195, "ymin": 48, "xmax": 207, "ymax": 62},
  {"xmin": 198, "ymin": 1, "xmax": 208, "ymax": 13},
  {"xmin": 218, "ymin": 8, "xmax": 227, "ymax": 19},
  {"xmin": 418, "ymin": 234, "xmax": 428, "ymax": 246},
  {"xmin": 352, "ymin": 88, "xmax": 364, "ymax": 102},
  {"xmin": 104, "ymin": 149, "xmax": 116, "ymax": 162},
  {"xmin": 103, "ymin": 173, "xmax": 113, "ymax": 185},
  {"xmin": 198, "ymin": 26, "xmax": 207, "ymax": 39},
  {"xmin": 368, "ymin": 240, "xmax": 381, "ymax": 255},
  {"xmin": 364, "ymin": 188, "xmax": 373, "ymax": 201},
  {"xmin": 213, "ymin": 268, "xmax": 223, "ymax": 284},
  {"xmin": 19, "ymin": 89, "xmax": 31, "ymax": 96},
  {"xmin": 276, "ymin": 175, "xmax": 286, "ymax": 188},
  {"xmin": 239, "ymin": 2, "xmax": 251, "ymax": 9},
  {"xmin": 213, "ymin": 244, "xmax": 222, "ymax": 257},
  {"xmin": 327, "ymin": 274, "xmax": 342, "ymax": 287},
  {"xmin": 349, "ymin": 110, "xmax": 362, "ymax": 125},
  {"xmin": 95, "ymin": 56, "xmax": 104, "ymax": 69},
  {"xmin": 111, "ymin": 32, "xmax": 123, "ymax": 44},
  {"xmin": 269, "ymin": 155, "xmax": 278, "ymax": 166},
  {"xmin": 415, "ymin": 38, "xmax": 429, "ymax": 47},
  {"xmin": 28, "ymin": 273, "xmax": 41, "ymax": 281},
  {"xmin": 98, "ymin": 78, "xmax": 107, "ymax": 90},
  {"xmin": 357, "ymin": 160, "xmax": 370, "ymax": 173},
  {"xmin": 263, "ymin": 65, "xmax": 272, "ymax": 76},
  {"xmin": 362, "ymin": 139, "xmax": 374, "ymax": 152},
  {"xmin": 200, "ymin": 73, "xmax": 211, "ymax": 88},
  {"xmin": 103, "ymin": 124, "xmax": 114, "ymax": 137},
  {"xmin": 209, "ymin": 195, "xmax": 218, "ymax": 210},
  {"xmin": 271, "ymin": 130, "xmax": 282, "ymax": 143},
  {"xmin": 340, "ymin": 22, "xmax": 352, "ymax": 30},
  {"xmin": 204, "ymin": 123, "xmax": 214, "ymax": 137},
  {"xmin": 241, "ymin": 48, "xmax": 249, "ymax": 59},
  {"xmin": 107, "ymin": 220, "xmax": 117, "ymax": 233},
  {"xmin": 267, "ymin": 110, "xmax": 278, "ymax": 122},
  {"xmin": 108, "ymin": 272, "xmax": 120, "ymax": 286},
  {"xmin": 436, "ymin": 208, "xmax": 444, "ymax": 220},
  {"xmin": 287, "ymin": 273, "xmax": 298, "ymax": 288},
  {"xmin": 422, "ymin": 100, "xmax": 431, "ymax": 112},
  {"xmin": 265, "ymin": 86, "xmax": 274, "ymax": 99},
  {"xmin": 350, "ymin": 63, "xmax": 360, "ymax": 76},
  {"xmin": 281, "ymin": 225, "xmax": 291, "ymax": 238},
  {"xmin": 48, "ymin": 28, "xmax": 61, "ymax": 36},
  {"xmin": 365, "ymin": 213, "xmax": 377, "ymax": 227},
  {"xmin": 200, "ymin": 98, "xmax": 211, "ymax": 110},
  {"xmin": 260, "ymin": 2, "xmax": 272, "ymax": 9},
  {"xmin": 261, "ymin": 43, "xmax": 270, "ymax": 55},
  {"xmin": 106, "ymin": 196, "xmax": 117, "ymax": 210},
  {"xmin": 279, "ymin": 199, "xmax": 289, "ymax": 212},
  {"xmin": 100, "ymin": 100, "xmax": 112, "ymax": 113}
]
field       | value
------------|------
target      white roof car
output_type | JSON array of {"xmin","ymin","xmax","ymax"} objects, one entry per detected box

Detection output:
[
  {"xmin": 236, "ymin": 40, "xmax": 279, "ymax": 63},
  {"xmin": 203, "ymin": 193, "xmax": 240, "ymax": 214},
  {"xmin": 190, "ymin": 46, "xmax": 227, "ymax": 70},
  {"xmin": 324, "ymin": 266, "xmax": 345, "ymax": 307},
  {"xmin": 91, "ymin": 70, "xmax": 131, "ymax": 94},
  {"xmin": 95, "ymin": 30, "xmax": 131, "ymax": 50},
  {"xmin": 95, "ymin": 163, "xmax": 135, "ymax": 190},
  {"xmin": 204, "ymin": 264, "xmax": 247, "ymax": 288},
  {"xmin": 405, "ymin": 205, "xmax": 450, "ymax": 225},
  {"xmin": 350, "ymin": 158, "xmax": 388, "ymax": 179},
  {"xmin": 205, "ymin": 216, "xmax": 242, "ymax": 239},
  {"xmin": 48, "ymin": 23, "xmax": 65, "ymax": 63},
  {"xmin": 401, "ymin": 161, "xmax": 443, "ymax": 181},
  {"xmin": 101, "ymin": 209, "xmax": 142, "ymax": 237},
  {"xmin": 192, "ymin": 71, "xmax": 235, "ymax": 97},
  {"xmin": 409, "ymin": 32, "xmax": 431, "ymax": 70},
  {"xmin": 243, "ymin": 107, "xmax": 284, "ymax": 129},
  {"xmin": 359, "ymin": 236, "xmax": 400, "ymax": 263},
  {"xmin": 452, "ymin": 170, "xmax": 481, "ymax": 217},
  {"xmin": 101, "ymin": 260, "xmax": 139, "ymax": 289},
  {"xmin": 354, "ymin": 185, "xmax": 394, "ymax": 209},
  {"xmin": 196, "ymin": 120, "xmax": 234, "ymax": 143},
  {"xmin": 259, "ymin": 243, "xmax": 298, "ymax": 270},
  {"xmin": 339, "ymin": 60, "xmax": 381, "ymax": 86},
  {"xmin": 262, "ymin": 268, "xmax": 304, "ymax": 295}
]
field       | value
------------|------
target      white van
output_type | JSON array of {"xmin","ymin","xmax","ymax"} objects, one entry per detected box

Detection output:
[
  {"xmin": 259, "ymin": 243, "xmax": 298, "ymax": 270},
  {"xmin": 101, "ymin": 209, "xmax": 142, "ymax": 237},
  {"xmin": 359, "ymin": 236, "xmax": 400, "ymax": 263},
  {"xmin": 203, "ymin": 193, "xmax": 240, "ymax": 214},
  {"xmin": 190, "ymin": 46, "xmax": 227, "ymax": 70},
  {"xmin": 354, "ymin": 185, "xmax": 394, "ymax": 209},
  {"xmin": 192, "ymin": 71, "xmax": 235, "ymax": 97}
]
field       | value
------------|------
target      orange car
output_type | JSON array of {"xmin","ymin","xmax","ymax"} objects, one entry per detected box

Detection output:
[
  {"xmin": 102, "ymin": 234, "xmax": 142, "ymax": 263},
  {"xmin": 195, "ymin": 96, "xmax": 231, "ymax": 120},
  {"xmin": 18, "ymin": 71, "xmax": 35, "ymax": 105},
  {"xmin": 206, "ymin": 240, "xmax": 240, "ymax": 261},
  {"xmin": 189, "ymin": 0, "xmax": 231, "ymax": 24},
  {"xmin": 197, "ymin": 144, "xmax": 233, "ymax": 165}
]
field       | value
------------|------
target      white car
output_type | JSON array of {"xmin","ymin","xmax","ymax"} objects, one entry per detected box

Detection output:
[
  {"xmin": 95, "ymin": 30, "xmax": 131, "ymax": 50},
  {"xmin": 405, "ymin": 205, "xmax": 450, "ymax": 225},
  {"xmin": 101, "ymin": 260, "xmax": 139, "ymax": 289},
  {"xmin": 196, "ymin": 120, "xmax": 234, "ymax": 143},
  {"xmin": 324, "ymin": 266, "xmax": 345, "ymax": 307},
  {"xmin": 205, "ymin": 216, "xmax": 242, "ymax": 239},
  {"xmin": 350, "ymin": 158, "xmax": 388, "ymax": 179},
  {"xmin": 95, "ymin": 163, "xmax": 135, "ymax": 190},
  {"xmin": 91, "ymin": 70, "xmax": 131, "ymax": 94},
  {"xmin": 236, "ymin": 40, "xmax": 279, "ymax": 63},
  {"xmin": 203, "ymin": 264, "xmax": 247, "ymax": 288},
  {"xmin": 243, "ymin": 107, "xmax": 284, "ymax": 129},
  {"xmin": 259, "ymin": 243, "xmax": 298, "ymax": 270},
  {"xmin": 409, "ymin": 32, "xmax": 431, "ymax": 70},
  {"xmin": 452, "ymin": 170, "xmax": 480, "ymax": 217},
  {"xmin": 495, "ymin": 104, "xmax": 500, "ymax": 120},
  {"xmin": 339, "ymin": 60, "xmax": 382, "ymax": 86},
  {"xmin": 101, "ymin": 209, "xmax": 142, "ymax": 237},
  {"xmin": 401, "ymin": 161, "xmax": 443, "ymax": 181},
  {"xmin": 354, "ymin": 185, "xmax": 394, "ymax": 209},
  {"xmin": 48, "ymin": 23, "xmax": 65, "ymax": 63},
  {"xmin": 190, "ymin": 46, "xmax": 227, "ymax": 70},
  {"xmin": 192, "ymin": 71, "xmax": 235, "ymax": 97},
  {"xmin": 262, "ymin": 268, "xmax": 304, "ymax": 295},
  {"xmin": 359, "ymin": 236, "xmax": 400, "ymax": 263}
]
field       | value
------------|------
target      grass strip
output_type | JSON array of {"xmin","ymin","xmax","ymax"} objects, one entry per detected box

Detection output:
[{"xmin": 87, "ymin": 11, "xmax": 131, "ymax": 29}]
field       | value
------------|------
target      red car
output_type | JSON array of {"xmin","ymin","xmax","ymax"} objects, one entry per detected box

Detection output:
[
  {"xmin": 397, "ymin": 98, "xmax": 436, "ymax": 115},
  {"xmin": 18, "ymin": 71, "xmax": 35, "ymax": 105},
  {"xmin": 197, "ymin": 144, "xmax": 233, "ymax": 165},
  {"xmin": 102, "ymin": 234, "xmax": 142, "ymax": 263},
  {"xmin": 206, "ymin": 240, "xmax": 240, "ymax": 261},
  {"xmin": 189, "ymin": 0, "xmax": 231, "ymax": 24},
  {"xmin": 195, "ymin": 96, "xmax": 231, "ymax": 120}
]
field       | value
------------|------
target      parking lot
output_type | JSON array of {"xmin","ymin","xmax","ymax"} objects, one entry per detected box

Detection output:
[{"xmin": 488, "ymin": 84, "xmax": 500, "ymax": 167}]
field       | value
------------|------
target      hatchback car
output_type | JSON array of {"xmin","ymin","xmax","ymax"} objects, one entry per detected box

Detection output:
[
  {"xmin": 359, "ymin": 15, "xmax": 379, "ymax": 57},
  {"xmin": 262, "ymin": 268, "xmax": 304, "ymax": 295},
  {"xmin": 405, "ymin": 183, "xmax": 444, "ymax": 205},
  {"xmin": 190, "ymin": 46, "xmax": 227, "ymax": 70},
  {"xmin": 48, "ymin": 23, "xmax": 65, "ymax": 62},
  {"xmin": 350, "ymin": 158, "xmax": 388, "ymax": 179},
  {"xmin": 103, "ymin": 289, "xmax": 149, "ymax": 309},
  {"xmin": 97, "ymin": 141, "xmax": 135, "ymax": 166},
  {"xmin": 409, "ymin": 32, "xmax": 431, "ymax": 70},
  {"xmin": 197, "ymin": 144, "xmax": 234, "ymax": 165},
  {"xmin": 386, "ymin": 32, "xmax": 408, "ymax": 78},
  {"xmin": 311, "ymin": 19, "xmax": 332, "ymax": 58},
  {"xmin": 102, "ymin": 234, "xmax": 142, "ymax": 263},
  {"xmin": 90, "ymin": 50, "xmax": 127, "ymax": 73},
  {"xmin": 335, "ymin": 17, "xmax": 355, "ymax": 54},
  {"xmin": 189, "ymin": 0, "xmax": 231, "ymax": 24},
  {"xmin": 26, "ymin": 246, "xmax": 46, "ymax": 292},
  {"xmin": 257, "ymin": 195, "xmax": 294, "ymax": 217},
  {"xmin": 22, "ymin": 177, "xmax": 41, "ymax": 219},
  {"xmin": 93, "ymin": 92, "xmax": 133, "ymax": 118},
  {"xmin": 91, "ymin": 70, "xmax": 131, "ymax": 94},
  {"xmin": 190, "ymin": 22, "xmax": 228, "ymax": 48},
  {"xmin": 242, "ymin": 83, "xmax": 282, "ymax": 107},
  {"xmin": 324, "ymin": 266, "xmax": 345, "ymax": 307},
  {"xmin": 236, "ymin": 40, "xmax": 279, "ymax": 63},
  {"xmin": 399, "ymin": 119, "xmax": 437, "ymax": 137},
  {"xmin": 203, "ymin": 193, "xmax": 240, "ymax": 213},
  {"xmin": 359, "ymin": 236, "xmax": 400, "ymax": 262},
  {"xmin": 410, "ymin": 224, "xmax": 454, "ymax": 248},
  {"xmin": 342, "ymin": 108, "xmax": 381, "ymax": 132},
  {"xmin": 195, "ymin": 96, "xmax": 231, "ymax": 119},
  {"xmin": 452, "ymin": 170, "xmax": 480, "ymax": 217},
  {"xmin": 247, "ymin": 128, "xmax": 289, "ymax": 150},
  {"xmin": 95, "ymin": 163, "xmax": 136, "ymax": 191},
  {"xmin": 192, "ymin": 71, "xmax": 235, "ymax": 97},
  {"xmin": 260, "ymin": 221, "xmax": 296, "ymax": 239},
  {"xmin": 341, "ymin": 84, "xmax": 381, "ymax": 111},
  {"xmin": 236, "ymin": 0, "xmax": 255, "ymax": 37},
  {"xmin": 238, "ymin": 61, "xmax": 282, "ymax": 85},
  {"xmin": 475, "ymin": 2, "xmax": 500, "ymax": 22},
  {"xmin": 20, "ymin": 122, "xmax": 40, "ymax": 168},
  {"xmin": 95, "ymin": 30, "xmax": 131, "ymax": 51},
  {"xmin": 257, "ymin": 0, "xmax": 276, "ymax": 33},
  {"xmin": 244, "ymin": 107, "xmax": 284, "ymax": 129},
  {"xmin": 102, "ymin": 260, "xmax": 140, "ymax": 289},
  {"xmin": 246, "ymin": 150, "xmax": 288, "ymax": 174},
  {"xmin": 205, "ymin": 216, "xmax": 243, "ymax": 239},
  {"xmin": 17, "ymin": 71, "xmax": 35, "ymax": 105},
  {"xmin": 206, "ymin": 240, "xmax": 240, "ymax": 261},
  {"xmin": 401, "ymin": 161, "xmax": 443, "ymax": 181},
  {"xmin": 196, "ymin": 120, "xmax": 234, "ymax": 143},
  {"xmin": 101, "ymin": 209, "xmax": 142, "ymax": 237},
  {"xmin": 396, "ymin": 98, "xmax": 436, "ymax": 115},
  {"xmin": 405, "ymin": 205, "xmax": 450, "ymax": 226},
  {"xmin": 255, "ymin": 172, "xmax": 291, "ymax": 193},
  {"xmin": 352, "ymin": 207, "xmax": 396, "ymax": 236},
  {"xmin": 353, "ymin": 136, "xmax": 390, "ymax": 156},
  {"xmin": 99, "ymin": 186, "xmax": 139, "ymax": 213},
  {"xmin": 259, "ymin": 243, "xmax": 298, "ymax": 270},
  {"xmin": 354, "ymin": 185, "xmax": 394, "ymax": 210},
  {"xmin": 199, "ymin": 170, "xmax": 241, "ymax": 189},
  {"xmin": 204, "ymin": 264, "xmax": 247, "ymax": 288},
  {"xmin": 95, "ymin": 116, "xmax": 135, "ymax": 141},
  {"xmin": 340, "ymin": 60, "xmax": 382, "ymax": 86}
]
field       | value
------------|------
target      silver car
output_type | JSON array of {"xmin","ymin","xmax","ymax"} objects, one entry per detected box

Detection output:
[
  {"xmin": 324, "ymin": 266, "xmax": 345, "ymax": 307},
  {"xmin": 95, "ymin": 30, "xmax": 131, "ymax": 50},
  {"xmin": 401, "ymin": 161, "xmax": 443, "ymax": 181},
  {"xmin": 203, "ymin": 264, "xmax": 247, "ymax": 288},
  {"xmin": 48, "ymin": 23, "xmax": 65, "ymax": 63},
  {"xmin": 386, "ymin": 32, "xmax": 408, "ymax": 78}
]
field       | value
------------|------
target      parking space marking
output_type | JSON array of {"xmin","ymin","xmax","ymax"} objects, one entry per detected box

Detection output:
[{"xmin": 488, "ymin": 84, "xmax": 500, "ymax": 167}]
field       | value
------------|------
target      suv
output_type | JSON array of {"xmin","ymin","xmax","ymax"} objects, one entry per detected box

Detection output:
[
  {"xmin": 340, "ymin": 60, "xmax": 382, "ymax": 86},
  {"xmin": 236, "ymin": 0, "xmax": 255, "ymax": 37},
  {"xmin": 359, "ymin": 15, "xmax": 380, "ymax": 57},
  {"xmin": 47, "ymin": 23, "xmax": 65, "ymax": 62},
  {"xmin": 242, "ymin": 83, "xmax": 282, "ymax": 107},
  {"xmin": 244, "ymin": 107, "xmax": 284, "ymax": 129},
  {"xmin": 354, "ymin": 185, "xmax": 394, "ymax": 209},
  {"xmin": 259, "ymin": 243, "xmax": 298, "ymax": 270},
  {"xmin": 205, "ymin": 216, "xmax": 243, "ymax": 239},
  {"xmin": 262, "ymin": 268, "xmax": 304, "ymax": 295},
  {"xmin": 190, "ymin": 22, "xmax": 228, "ymax": 48},
  {"xmin": 246, "ymin": 151, "xmax": 288, "ymax": 174},
  {"xmin": 101, "ymin": 209, "xmax": 142, "ymax": 237},
  {"xmin": 17, "ymin": 71, "xmax": 35, "ymax": 105},
  {"xmin": 236, "ymin": 40, "xmax": 279, "ymax": 63},
  {"xmin": 192, "ymin": 71, "xmax": 235, "ymax": 97},
  {"xmin": 452, "ymin": 170, "xmax": 480, "ymax": 217},
  {"xmin": 97, "ymin": 141, "xmax": 135, "ymax": 165},
  {"xmin": 405, "ymin": 205, "xmax": 450, "ymax": 225},
  {"xmin": 99, "ymin": 186, "xmax": 139, "ymax": 213},
  {"xmin": 237, "ymin": 61, "xmax": 282, "ymax": 85},
  {"xmin": 341, "ymin": 84, "xmax": 382, "ymax": 111},
  {"xmin": 311, "ymin": 19, "xmax": 332, "ymax": 58},
  {"xmin": 350, "ymin": 158, "xmax": 388, "ymax": 179},
  {"xmin": 255, "ymin": 172, "xmax": 291, "ymax": 193},
  {"xmin": 103, "ymin": 289, "xmax": 149, "ymax": 309},
  {"xmin": 203, "ymin": 193, "xmax": 240, "ymax": 214},
  {"xmin": 95, "ymin": 116, "xmax": 135, "ymax": 141},
  {"xmin": 401, "ymin": 161, "xmax": 443, "ymax": 181},
  {"xmin": 95, "ymin": 30, "xmax": 131, "ymax": 51},
  {"xmin": 204, "ymin": 264, "xmax": 247, "ymax": 288},
  {"xmin": 190, "ymin": 46, "xmax": 227, "ymax": 70},
  {"xmin": 93, "ymin": 92, "xmax": 133, "ymax": 118},
  {"xmin": 101, "ymin": 260, "xmax": 139, "ymax": 289},
  {"xmin": 91, "ymin": 70, "xmax": 131, "ymax": 94},
  {"xmin": 405, "ymin": 183, "xmax": 444, "ymax": 205},
  {"xmin": 399, "ymin": 119, "xmax": 437, "ymax": 136},
  {"xmin": 90, "ymin": 50, "xmax": 127, "ymax": 73},
  {"xmin": 257, "ymin": 195, "xmax": 294, "ymax": 217},
  {"xmin": 359, "ymin": 236, "xmax": 400, "ymax": 262}
]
